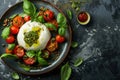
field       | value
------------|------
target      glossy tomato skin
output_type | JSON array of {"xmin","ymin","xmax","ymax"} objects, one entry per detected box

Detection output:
[
  {"xmin": 44, "ymin": 10, "xmax": 54, "ymax": 22},
  {"xmin": 24, "ymin": 16, "xmax": 31, "ymax": 22},
  {"xmin": 6, "ymin": 35, "xmax": 15, "ymax": 44},
  {"xmin": 14, "ymin": 45, "xmax": 25, "ymax": 58},
  {"xmin": 24, "ymin": 58, "xmax": 35, "ymax": 65},
  {"xmin": 12, "ymin": 16, "xmax": 24, "ymax": 27},
  {"xmin": 10, "ymin": 26, "xmax": 19, "ymax": 34},
  {"xmin": 56, "ymin": 35, "xmax": 65, "ymax": 43}
]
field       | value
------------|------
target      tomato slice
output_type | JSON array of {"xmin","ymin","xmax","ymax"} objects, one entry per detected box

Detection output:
[
  {"xmin": 24, "ymin": 58, "xmax": 35, "ymax": 65},
  {"xmin": 5, "ymin": 48, "xmax": 13, "ymax": 53},
  {"xmin": 14, "ymin": 45, "xmax": 25, "ymax": 57},
  {"xmin": 6, "ymin": 35, "xmax": 15, "ymax": 44},
  {"xmin": 24, "ymin": 16, "xmax": 31, "ymax": 22},
  {"xmin": 12, "ymin": 16, "xmax": 24, "ymax": 27},
  {"xmin": 56, "ymin": 35, "xmax": 65, "ymax": 43},
  {"xmin": 10, "ymin": 26, "xmax": 19, "ymax": 35},
  {"xmin": 44, "ymin": 9, "xmax": 54, "ymax": 22}
]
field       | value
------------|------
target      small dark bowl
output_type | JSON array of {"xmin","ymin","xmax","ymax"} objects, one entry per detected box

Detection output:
[{"xmin": 0, "ymin": 0, "xmax": 72, "ymax": 75}]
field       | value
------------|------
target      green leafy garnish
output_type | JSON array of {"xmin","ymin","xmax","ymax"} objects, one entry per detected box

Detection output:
[
  {"xmin": 26, "ymin": 50, "xmax": 35, "ymax": 58},
  {"xmin": 66, "ymin": 9, "xmax": 72, "ymax": 20},
  {"xmin": 12, "ymin": 72, "xmax": 19, "ymax": 80},
  {"xmin": 1, "ymin": 27, "xmax": 10, "ymax": 39},
  {"xmin": 61, "ymin": 62, "xmax": 72, "ymax": 80},
  {"xmin": 0, "ymin": 53, "xmax": 17, "ymax": 59},
  {"xmin": 71, "ymin": 41, "xmax": 78, "ymax": 48},
  {"xmin": 8, "ymin": 43, "xmax": 15, "ymax": 50},
  {"xmin": 38, "ymin": 57, "xmax": 48, "ymax": 66},
  {"xmin": 44, "ymin": 23, "xmax": 57, "ymax": 31},
  {"xmin": 58, "ymin": 27, "xmax": 66, "ymax": 36},
  {"xmin": 74, "ymin": 57, "xmax": 83, "ymax": 67},
  {"xmin": 20, "ymin": 64, "xmax": 31, "ymax": 71}
]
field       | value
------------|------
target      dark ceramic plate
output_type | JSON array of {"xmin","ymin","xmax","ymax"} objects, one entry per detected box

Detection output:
[{"xmin": 0, "ymin": 0, "xmax": 72, "ymax": 75}]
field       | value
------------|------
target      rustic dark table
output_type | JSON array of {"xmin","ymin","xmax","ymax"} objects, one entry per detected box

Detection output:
[{"xmin": 0, "ymin": 0, "xmax": 120, "ymax": 80}]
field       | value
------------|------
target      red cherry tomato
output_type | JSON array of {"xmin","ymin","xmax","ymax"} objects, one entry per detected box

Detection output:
[
  {"xmin": 10, "ymin": 26, "xmax": 19, "ymax": 34},
  {"xmin": 44, "ymin": 10, "xmax": 54, "ymax": 22},
  {"xmin": 14, "ymin": 45, "xmax": 25, "ymax": 58},
  {"xmin": 24, "ymin": 16, "xmax": 31, "ymax": 22},
  {"xmin": 6, "ymin": 35, "xmax": 15, "ymax": 44},
  {"xmin": 12, "ymin": 16, "xmax": 24, "ymax": 27},
  {"xmin": 24, "ymin": 58, "xmax": 35, "ymax": 65},
  {"xmin": 56, "ymin": 35, "xmax": 65, "ymax": 43},
  {"xmin": 78, "ymin": 12, "xmax": 88, "ymax": 22}
]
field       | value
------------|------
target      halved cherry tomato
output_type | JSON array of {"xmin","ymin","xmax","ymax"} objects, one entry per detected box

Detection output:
[
  {"xmin": 5, "ymin": 48, "xmax": 13, "ymax": 53},
  {"xmin": 12, "ymin": 16, "xmax": 24, "ymax": 27},
  {"xmin": 14, "ymin": 45, "xmax": 25, "ymax": 57},
  {"xmin": 6, "ymin": 35, "xmax": 15, "ymax": 44},
  {"xmin": 24, "ymin": 58, "xmax": 35, "ymax": 65},
  {"xmin": 48, "ymin": 19, "xmax": 58, "ymax": 28},
  {"xmin": 56, "ymin": 34, "xmax": 65, "ymax": 43},
  {"xmin": 24, "ymin": 16, "xmax": 31, "ymax": 22},
  {"xmin": 44, "ymin": 9, "xmax": 54, "ymax": 22},
  {"xmin": 10, "ymin": 26, "xmax": 19, "ymax": 34}
]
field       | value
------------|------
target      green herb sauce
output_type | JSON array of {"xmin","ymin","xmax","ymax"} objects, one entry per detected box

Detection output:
[{"xmin": 24, "ymin": 31, "xmax": 39, "ymax": 46}]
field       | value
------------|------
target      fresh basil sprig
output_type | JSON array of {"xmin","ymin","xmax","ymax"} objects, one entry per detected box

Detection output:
[
  {"xmin": 26, "ymin": 50, "xmax": 35, "ymax": 58},
  {"xmin": 61, "ymin": 62, "xmax": 72, "ymax": 80}
]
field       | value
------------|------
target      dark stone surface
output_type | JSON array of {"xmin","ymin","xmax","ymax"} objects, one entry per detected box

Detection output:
[{"xmin": 0, "ymin": 0, "xmax": 120, "ymax": 80}]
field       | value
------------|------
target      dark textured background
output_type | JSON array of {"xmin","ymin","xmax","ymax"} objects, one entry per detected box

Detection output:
[{"xmin": 0, "ymin": 0, "xmax": 120, "ymax": 80}]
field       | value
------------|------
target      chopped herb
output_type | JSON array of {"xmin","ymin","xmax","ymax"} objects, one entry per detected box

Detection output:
[{"xmin": 66, "ymin": 9, "xmax": 73, "ymax": 20}]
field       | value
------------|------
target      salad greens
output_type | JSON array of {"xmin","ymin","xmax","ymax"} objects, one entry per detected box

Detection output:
[
  {"xmin": 61, "ymin": 62, "xmax": 72, "ymax": 80},
  {"xmin": 0, "ymin": 54, "xmax": 17, "ymax": 59},
  {"xmin": 71, "ymin": 41, "xmax": 78, "ymax": 48},
  {"xmin": 44, "ymin": 23, "xmax": 57, "ymax": 31},
  {"xmin": 8, "ymin": 43, "xmax": 15, "ymax": 50}
]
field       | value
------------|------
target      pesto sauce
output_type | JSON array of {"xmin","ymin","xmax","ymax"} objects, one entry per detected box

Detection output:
[{"xmin": 24, "ymin": 31, "xmax": 39, "ymax": 46}]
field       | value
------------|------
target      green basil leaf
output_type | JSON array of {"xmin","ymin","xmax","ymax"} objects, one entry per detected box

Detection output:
[
  {"xmin": 20, "ymin": 64, "xmax": 30, "ymax": 71},
  {"xmin": 38, "ymin": 57, "xmax": 48, "ymax": 66},
  {"xmin": 1, "ymin": 27, "xmax": 10, "ymax": 39},
  {"xmin": 0, "ymin": 53, "xmax": 17, "ymax": 59},
  {"xmin": 38, "ymin": 16, "xmax": 45, "ymax": 23},
  {"xmin": 74, "ymin": 57, "xmax": 83, "ymax": 67},
  {"xmin": 57, "ymin": 13, "xmax": 67, "ymax": 27},
  {"xmin": 23, "ymin": 0, "xmax": 36, "ymax": 16},
  {"xmin": 19, "ymin": 13, "xmax": 27, "ymax": 17},
  {"xmin": 12, "ymin": 72, "xmax": 19, "ymax": 80},
  {"xmin": 8, "ymin": 43, "xmax": 15, "ymax": 50},
  {"xmin": 58, "ymin": 27, "xmax": 66, "ymax": 36},
  {"xmin": 44, "ymin": 23, "xmax": 57, "ymax": 31},
  {"xmin": 66, "ymin": 10, "xmax": 72, "ymax": 20},
  {"xmin": 61, "ymin": 62, "xmax": 72, "ymax": 80},
  {"xmin": 26, "ymin": 50, "xmax": 35, "ymax": 58},
  {"xmin": 9, "ymin": 14, "xmax": 18, "ymax": 19},
  {"xmin": 71, "ymin": 41, "xmax": 78, "ymax": 48}
]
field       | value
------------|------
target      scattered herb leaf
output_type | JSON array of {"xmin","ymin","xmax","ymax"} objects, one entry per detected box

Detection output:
[
  {"xmin": 1, "ymin": 27, "xmax": 10, "ymax": 39},
  {"xmin": 0, "ymin": 53, "xmax": 17, "ymax": 59},
  {"xmin": 74, "ymin": 57, "xmax": 83, "ymax": 67},
  {"xmin": 44, "ymin": 23, "xmax": 57, "ymax": 31},
  {"xmin": 61, "ymin": 62, "xmax": 72, "ymax": 80},
  {"xmin": 12, "ymin": 72, "xmax": 19, "ymax": 80},
  {"xmin": 66, "ymin": 10, "xmax": 72, "ymax": 20},
  {"xmin": 71, "ymin": 41, "xmax": 78, "ymax": 48}
]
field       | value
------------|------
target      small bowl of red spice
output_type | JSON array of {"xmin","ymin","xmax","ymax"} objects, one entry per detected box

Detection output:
[{"xmin": 77, "ymin": 11, "xmax": 90, "ymax": 25}]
